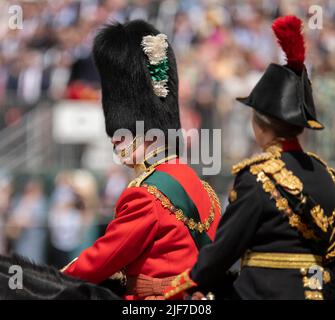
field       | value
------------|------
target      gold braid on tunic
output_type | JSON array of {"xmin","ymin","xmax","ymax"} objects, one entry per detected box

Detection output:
[
  {"xmin": 233, "ymin": 144, "xmax": 335, "ymax": 299},
  {"xmin": 232, "ymin": 145, "xmax": 335, "ymax": 245}
]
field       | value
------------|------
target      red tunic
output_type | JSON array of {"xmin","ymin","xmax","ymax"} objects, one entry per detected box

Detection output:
[{"xmin": 63, "ymin": 159, "xmax": 220, "ymax": 298}]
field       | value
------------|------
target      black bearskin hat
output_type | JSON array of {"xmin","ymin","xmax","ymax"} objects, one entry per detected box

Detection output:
[
  {"xmin": 93, "ymin": 20, "xmax": 181, "ymax": 138},
  {"xmin": 237, "ymin": 16, "xmax": 324, "ymax": 130}
]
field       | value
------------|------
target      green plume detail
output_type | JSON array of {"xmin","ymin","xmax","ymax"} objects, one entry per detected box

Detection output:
[{"xmin": 147, "ymin": 58, "xmax": 169, "ymax": 82}]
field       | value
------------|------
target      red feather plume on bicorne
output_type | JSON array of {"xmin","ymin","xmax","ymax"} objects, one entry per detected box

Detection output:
[{"xmin": 272, "ymin": 15, "xmax": 305, "ymax": 73}]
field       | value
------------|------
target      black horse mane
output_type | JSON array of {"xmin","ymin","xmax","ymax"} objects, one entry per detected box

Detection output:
[
  {"xmin": 0, "ymin": 253, "xmax": 81, "ymax": 284},
  {"xmin": 0, "ymin": 254, "xmax": 120, "ymax": 300}
]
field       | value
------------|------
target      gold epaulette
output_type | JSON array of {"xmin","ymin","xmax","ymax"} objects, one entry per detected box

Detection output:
[
  {"xmin": 231, "ymin": 145, "xmax": 282, "ymax": 175},
  {"xmin": 250, "ymin": 158, "xmax": 303, "ymax": 195},
  {"xmin": 307, "ymin": 152, "xmax": 335, "ymax": 183}
]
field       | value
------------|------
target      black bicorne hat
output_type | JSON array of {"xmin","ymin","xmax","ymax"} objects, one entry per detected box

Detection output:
[
  {"xmin": 93, "ymin": 20, "xmax": 181, "ymax": 138},
  {"xmin": 236, "ymin": 16, "xmax": 324, "ymax": 130}
]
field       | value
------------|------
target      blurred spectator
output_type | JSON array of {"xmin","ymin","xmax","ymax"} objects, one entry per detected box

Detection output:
[
  {"xmin": 48, "ymin": 171, "xmax": 80, "ymax": 268},
  {"xmin": 7, "ymin": 180, "xmax": 47, "ymax": 263},
  {"xmin": 0, "ymin": 174, "xmax": 13, "ymax": 255},
  {"xmin": 48, "ymin": 170, "xmax": 100, "ymax": 268},
  {"xmin": 70, "ymin": 169, "xmax": 100, "ymax": 257},
  {"xmin": 0, "ymin": 0, "xmax": 334, "ymax": 165},
  {"xmin": 103, "ymin": 166, "xmax": 128, "ymax": 213}
]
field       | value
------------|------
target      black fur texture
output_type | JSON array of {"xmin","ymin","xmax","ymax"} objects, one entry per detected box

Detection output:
[{"xmin": 93, "ymin": 20, "xmax": 181, "ymax": 139}]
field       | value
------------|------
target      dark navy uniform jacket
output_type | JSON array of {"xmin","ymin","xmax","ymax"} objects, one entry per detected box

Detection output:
[{"xmin": 190, "ymin": 139, "xmax": 335, "ymax": 300}]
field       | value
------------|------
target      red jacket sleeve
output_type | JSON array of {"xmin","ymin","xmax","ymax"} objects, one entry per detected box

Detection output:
[{"xmin": 63, "ymin": 187, "xmax": 159, "ymax": 284}]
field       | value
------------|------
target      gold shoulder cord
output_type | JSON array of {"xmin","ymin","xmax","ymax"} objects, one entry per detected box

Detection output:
[
  {"xmin": 251, "ymin": 168, "xmax": 318, "ymax": 240},
  {"xmin": 239, "ymin": 145, "xmax": 318, "ymax": 240},
  {"xmin": 239, "ymin": 148, "xmax": 335, "ymax": 241}
]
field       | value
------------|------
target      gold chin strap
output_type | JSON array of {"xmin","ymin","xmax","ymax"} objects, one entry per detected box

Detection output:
[
  {"xmin": 134, "ymin": 145, "xmax": 177, "ymax": 174},
  {"xmin": 143, "ymin": 145, "xmax": 168, "ymax": 163},
  {"xmin": 117, "ymin": 136, "xmax": 177, "ymax": 173},
  {"xmin": 117, "ymin": 136, "xmax": 144, "ymax": 159}
]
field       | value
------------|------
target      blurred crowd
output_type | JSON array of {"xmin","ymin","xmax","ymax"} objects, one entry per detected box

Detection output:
[
  {"xmin": 0, "ymin": 0, "xmax": 335, "ymax": 264},
  {"xmin": 0, "ymin": 168, "xmax": 130, "ymax": 267},
  {"xmin": 0, "ymin": 0, "xmax": 334, "ymax": 158}
]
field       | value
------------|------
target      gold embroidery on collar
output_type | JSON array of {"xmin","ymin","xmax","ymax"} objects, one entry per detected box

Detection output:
[{"xmin": 142, "ymin": 181, "xmax": 216, "ymax": 233}]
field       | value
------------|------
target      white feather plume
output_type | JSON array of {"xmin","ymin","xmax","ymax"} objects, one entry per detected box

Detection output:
[
  {"xmin": 141, "ymin": 33, "xmax": 168, "ymax": 65},
  {"xmin": 152, "ymin": 80, "xmax": 169, "ymax": 97}
]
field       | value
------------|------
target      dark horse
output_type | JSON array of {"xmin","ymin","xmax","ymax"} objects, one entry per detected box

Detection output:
[{"xmin": 0, "ymin": 254, "xmax": 121, "ymax": 300}]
